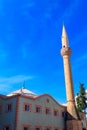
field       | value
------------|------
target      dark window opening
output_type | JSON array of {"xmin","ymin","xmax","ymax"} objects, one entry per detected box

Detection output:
[
  {"xmin": 46, "ymin": 109, "xmax": 50, "ymax": 114},
  {"xmin": 36, "ymin": 128, "xmax": 40, "ymax": 130},
  {"xmin": 7, "ymin": 104, "xmax": 12, "ymax": 112},
  {"xmin": 25, "ymin": 105, "xmax": 30, "ymax": 111},
  {"xmin": 24, "ymin": 127, "xmax": 29, "ymax": 130},
  {"xmin": 0, "ymin": 105, "xmax": 2, "ymax": 113},
  {"xmin": 54, "ymin": 111, "xmax": 58, "ymax": 116},
  {"xmin": 36, "ymin": 107, "xmax": 41, "ymax": 113},
  {"xmin": 4, "ymin": 126, "xmax": 10, "ymax": 130},
  {"xmin": 62, "ymin": 112, "xmax": 65, "ymax": 117}
]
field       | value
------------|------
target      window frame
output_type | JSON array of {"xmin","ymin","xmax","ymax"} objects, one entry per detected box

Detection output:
[
  {"xmin": 45, "ymin": 107, "xmax": 51, "ymax": 115},
  {"xmin": 61, "ymin": 111, "xmax": 65, "ymax": 118},
  {"xmin": 3, "ymin": 125, "xmax": 10, "ymax": 130},
  {"xmin": 24, "ymin": 127, "xmax": 29, "ymax": 130},
  {"xmin": 6, "ymin": 103, "xmax": 12, "ymax": 112},
  {"xmin": 23, "ymin": 102, "xmax": 32, "ymax": 112},
  {"xmin": 35, "ymin": 105, "xmax": 42, "ymax": 113},
  {"xmin": 45, "ymin": 126, "xmax": 51, "ymax": 130},
  {"xmin": 22, "ymin": 124, "xmax": 31, "ymax": 130},
  {"xmin": 54, "ymin": 109, "xmax": 59, "ymax": 116},
  {"xmin": 0, "ymin": 104, "xmax": 2, "ymax": 114},
  {"xmin": 54, "ymin": 127, "xmax": 59, "ymax": 130},
  {"xmin": 35, "ymin": 126, "xmax": 42, "ymax": 130}
]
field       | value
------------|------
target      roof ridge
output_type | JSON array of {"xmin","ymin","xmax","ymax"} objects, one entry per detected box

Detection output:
[{"xmin": 7, "ymin": 88, "xmax": 37, "ymax": 97}]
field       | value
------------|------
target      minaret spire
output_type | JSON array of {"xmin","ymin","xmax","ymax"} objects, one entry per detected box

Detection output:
[
  {"xmin": 61, "ymin": 25, "xmax": 82, "ymax": 130},
  {"xmin": 62, "ymin": 24, "xmax": 69, "ymax": 48}
]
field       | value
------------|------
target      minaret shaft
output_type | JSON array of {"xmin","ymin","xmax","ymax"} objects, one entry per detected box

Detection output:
[
  {"xmin": 61, "ymin": 47, "xmax": 78, "ymax": 119},
  {"xmin": 63, "ymin": 55, "xmax": 74, "ymax": 102}
]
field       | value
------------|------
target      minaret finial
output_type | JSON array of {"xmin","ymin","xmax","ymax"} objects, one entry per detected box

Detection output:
[
  {"xmin": 22, "ymin": 81, "xmax": 25, "ymax": 89},
  {"xmin": 62, "ymin": 24, "xmax": 69, "ymax": 48}
]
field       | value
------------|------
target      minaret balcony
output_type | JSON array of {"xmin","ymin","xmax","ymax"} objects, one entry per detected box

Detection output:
[{"xmin": 61, "ymin": 47, "xmax": 72, "ymax": 56}]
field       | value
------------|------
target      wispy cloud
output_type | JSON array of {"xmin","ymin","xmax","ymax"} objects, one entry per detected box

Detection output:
[
  {"xmin": 63, "ymin": 0, "xmax": 80, "ymax": 18},
  {"xmin": 73, "ymin": 53, "xmax": 87, "ymax": 70},
  {"xmin": 0, "ymin": 0, "xmax": 4, "ymax": 16},
  {"xmin": 21, "ymin": 1, "xmax": 35, "ymax": 17},
  {"xmin": 71, "ymin": 29, "xmax": 87, "ymax": 45},
  {"xmin": 0, "ymin": 75, "xmax": 33, "ymax": 94},
  {"xmin": 57, "ymin": 0, "xmax": 81, "ymax": 25},
  {"xmin": 76, "ymin": 54, "xmax": 87, "ymax": 63},
  {"xmin": 21, "ymin": 41, "xmax": 31, "ymax": 59},
  {"xmin": 0, "ymin": 49, "xmax": 7, "ymax": 61},
  {"xmin": 0, "ymin": 75, "xmax": 33, "ymax": 84},
  {"xmin": 27, "ymin": 2, "xmax": 35, "ymax": 8},
  {"xmin": 0, "ymin": 43, "xmax": 7, "ymax": 62},
  {"xmin": 21, "ymin": 46, "xmax": 28, "ymax": 59}
]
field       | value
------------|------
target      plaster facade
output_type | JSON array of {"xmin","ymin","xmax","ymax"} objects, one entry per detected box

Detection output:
[{"xmin": 0, "ymin": 93, "xmax": 66, "ymax": 130}]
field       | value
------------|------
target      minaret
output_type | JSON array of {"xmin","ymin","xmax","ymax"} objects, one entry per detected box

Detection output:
[{"xmin": 61, "ymin": 25, "xmax": 82, "ymax": 130}]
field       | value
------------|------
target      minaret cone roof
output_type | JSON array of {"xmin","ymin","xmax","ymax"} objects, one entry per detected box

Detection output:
[{"xmin": 62, "ymin": 25, "xmax": 69, "ymax": 47}]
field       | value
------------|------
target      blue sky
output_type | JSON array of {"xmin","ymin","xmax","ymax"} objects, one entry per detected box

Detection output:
[{"xmin": 0, "ymin": 0, "xmax": 87, "ymax": 104}]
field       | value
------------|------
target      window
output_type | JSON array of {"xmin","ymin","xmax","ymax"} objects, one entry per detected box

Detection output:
[
  {"xmin": 23, "ymin": 125, "xmax": 31, "ymax": 130},
  {"xmin": 6, "ymin": 103, "xmax": 12, "ymax": 112},
  {"xmin": 36, "ymin": 128, "xmax": 40, "ymax": 130},
  {"xmin": 23, "ymin": 103, "xmax": 31, "ymax": 112},
  {"xmin": 25, "ymin": 105, "xmax": 30, "ymax": 111},
  {"xmin": 60, "ymin": 110, "xmax": 65, "ymax": 118},
  {"xmin": 35, "ymin": 105, "xmax": 42, "ymax": 113},
  {"xmin": 35, "ymin": 126, "xmax": 42, "ymax": 130},
  {"xmin": 45, "ymin": 127, "xmax": 51, "ymax": 130},
  {"xmin": 3, "ymin": 126, "xmax": 10, "ymax": 130},
  {"xmin": 54, "ymin": 127, "xmax": 59, "ymax": 130},
  {"xmin": 62, "ymin": 111, "xmax": 65, "ymax": 117},
  {"xmin": 24, "ymin": 127, "xmax": 29, "ymax": 130},
  {"xmin": 0, "ymin": 105, "xmax": 2, "ymax": 114},
  {"xmin": 36, "ymin": 107, "xmax": 40, "ymax": 113},
  {"xmin": 54, "ymin": 110, "xmax": 58, "ymax": 116},
  {"xmin": 46, "ymin": 98, "xmax": 50, "ymax": 103},
  {"xmin": 45, "ymin": 108, "xmax": 51, "ymax": 115}
]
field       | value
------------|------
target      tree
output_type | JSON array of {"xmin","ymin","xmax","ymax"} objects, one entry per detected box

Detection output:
[{"xmin": 76, "ymin": 83, "xmax": 87, "ymax": 113}]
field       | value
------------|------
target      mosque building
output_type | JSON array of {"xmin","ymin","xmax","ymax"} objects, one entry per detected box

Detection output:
[{"xmin": 0, "ymin": 26, "xmax": 87, "ymax": 130}]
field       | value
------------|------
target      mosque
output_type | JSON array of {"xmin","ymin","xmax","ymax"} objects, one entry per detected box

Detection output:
[{"xmin": 0, "ymin": 26, "xmax": 87, "ymax": 130}]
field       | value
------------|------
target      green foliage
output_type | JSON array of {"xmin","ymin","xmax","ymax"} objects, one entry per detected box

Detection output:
[{"xmin": 76, "ymin": 83, "xmax": 87, "ymax": 112}]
